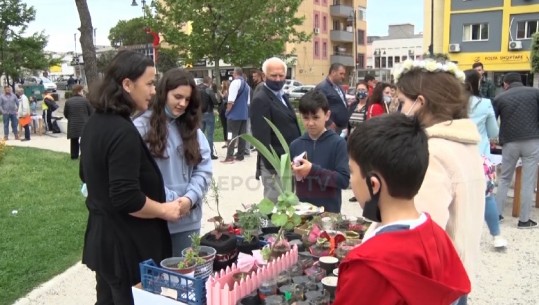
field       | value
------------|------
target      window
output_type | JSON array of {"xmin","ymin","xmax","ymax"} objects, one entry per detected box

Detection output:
[
  {"xmin": 394, "ymin": 56, "xmax": 400, "ymax": 64},
  {"xmin": 357, "ymin": 54, "xmax": 365, "ymax": 69},
  {"xmin": 322, "ymin": 42, "xmax": 327, "ymax": 58},
  {"xmin": 388, "ymin": 57, "xmax": 394, "ymax": 68},
  {"xmin": 357, "ymin": 30, "xmax": 365, "ymax": 45},
  {"xmin": 322, "ymin": 15, "xmax": 327, "ymax": 32},
  {"xmin": 463, "ymin": 23, "xmax": 489, "ymax": 41},
  {"xmin": 381, "ymin": 57, "xmax": 387, "ymax": 68},
  {"xmin": 517, "ymin": 20, "xmax": 539, "ymax": 39},
  {"xmin": 358, "ymin": 6, "xmax": 366, "ymax": 21},
  {"xmin": 314, "ymin": 41, "xmax": 320, "ymax": 58},
  {"xmin": 314, "ymin": 13, "xmax": 320, "ymax": 29}
]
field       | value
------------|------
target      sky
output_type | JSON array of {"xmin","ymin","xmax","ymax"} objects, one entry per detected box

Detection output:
[{"xmin": 22, "ymin": 0, "xmax": 424, "ymax": 53}]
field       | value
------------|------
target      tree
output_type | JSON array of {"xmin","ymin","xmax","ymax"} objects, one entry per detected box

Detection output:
[
  {"xmin": 156, "ymin": 47, "xmax": 181, "ymax": 73},
  {"xmin": 74, "ymin": 0, "xmax": 98, "ymax": 89},
  {"xmin": 530, "ymin": 32, "xmax": 539, "ymax": 88},
  {"xmin": 150, "ymin": 0, "xmax": 309, "ymax": 85},
  {"xmin": 0, "ymin": 0, "xmax": 58, "ymax": 87},
  {"xmin": 96, "ymin": 50, "xmax": 118, "ymax": 74},
  {"xmin": 108, "ymin": 17, "xmax": 151, "ymax": 47}
]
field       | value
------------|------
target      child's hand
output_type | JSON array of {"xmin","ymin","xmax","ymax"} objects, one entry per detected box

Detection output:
[{"xmin": 292, "ymin": 158, "xmax": 312, "ymax": 179}]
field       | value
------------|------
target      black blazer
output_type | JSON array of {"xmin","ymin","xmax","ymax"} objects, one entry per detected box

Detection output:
[
  {"xmin": 250, "ymin": 86, "xmax": 301, "ymax": 176},
  {"xmin": 79, "ymin": 112, "xmax": 171, "ymax": 284},
  {"xmin": 315, "ymin": 78, "xmax": 350, "ymax": 128}
]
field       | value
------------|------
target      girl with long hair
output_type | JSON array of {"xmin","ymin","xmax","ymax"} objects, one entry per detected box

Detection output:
[
  {"xmin": 464, "ymin": 69, "xmax": 507, "ymax": 249},
  {"xmin": 366, "ymin": 82, "xmax": 392, "ymax": 119},
  {"xmin": 134, "ymin": 68, "xmax": 212, "ymax": 255}
]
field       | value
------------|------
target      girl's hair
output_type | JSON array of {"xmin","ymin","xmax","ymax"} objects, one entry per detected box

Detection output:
[
  {"xmin": 464, "ymin": 69, "xmax": 481, "ymax": 97},
  {"xmin": 356, "ymin": 81, "xmax": 368, "ymax": 89},
  {"xmin": 367, "ymin": 82, "xmax": 391, "ymax": 112},
  {"xmin": 221, "ymin": 80, "xmax": 229, "ymax": 93},
  {"xmin": 397, "ymin": 67, "xmax": 468, "ymax": 126},
  {"xmin": 145, "ymin": 68, "xmax": 202, "ymax": 165},
  {"xmin": 89, "ymin": 50, "xmax": 154, "ymax": 116}
]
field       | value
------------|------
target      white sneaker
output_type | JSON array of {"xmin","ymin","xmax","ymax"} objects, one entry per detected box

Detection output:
[{"xmin": 493, "ymin": 235, "xmax": 508, "ymax": 248}]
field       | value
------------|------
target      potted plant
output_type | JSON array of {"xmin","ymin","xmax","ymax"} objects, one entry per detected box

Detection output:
[
  {"xmin": 160, "ymin": 249, "xmax": 202, "ymax": 276},
  {"xmin": 236, "ymin": 206, "xmax": 265, "ymax": 254},
  {"xmin": 181, "ymin": 233, "xmax": 216, "ymax": 278},
  {"xmin": 205, "ymin": 179, "xmax": 229, "ymax": 233},
  {"xmin": 241, "ymin": 118, "xmax": 303, "ymax": 260},
  {"xmin": 309, "ymin": 237, "xmax": 331, "ymax": 257}
]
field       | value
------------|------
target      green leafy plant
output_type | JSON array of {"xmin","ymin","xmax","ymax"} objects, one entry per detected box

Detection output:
[
  {"xmin": 237, "ymin": 206, "xmax": 265, "ymax": 243},
  {"xmin": 178, "ymin": 248, "xmax": 204, "ymax": 269},
  {"xmin": 189, "ymin": 233, "xmax": 202, "ymax": 254},
  {"xmin": 205, "ymin": 179, "xmax": 227, "ymax": 236},
  {"xmin": 241, "ymin": 118, "xmax": 302, "ymax": 253}
]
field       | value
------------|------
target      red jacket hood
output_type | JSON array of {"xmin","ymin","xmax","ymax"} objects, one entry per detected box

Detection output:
[{"xmin": 341, "ymin": 216, "xmax": 470, "ymax": 304}]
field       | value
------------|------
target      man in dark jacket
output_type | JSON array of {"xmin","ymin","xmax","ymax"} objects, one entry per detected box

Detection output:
[
  {"xmin": 473, "ymin": 62, "xmax": 496, "ymax": 99},
  {"xmin": 64, "ymin": 85, "xmax": 93, "ymax": 159},
  {"xmin": 251, "ymin": 57, "xmax": 301, "ymax": 203},
  {"xmin": 198, "ymin": 76, "xmax": 219, "ymax": 160},
  {"xmin": 493, "ymin": 72, "xmax": 539, "ymax": 229},
  {"xmin": 315, "ymin": 63, "xmax": 350, "ymax": 134}
]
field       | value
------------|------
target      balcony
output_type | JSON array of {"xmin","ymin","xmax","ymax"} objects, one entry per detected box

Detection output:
[
  {"xmin": 330, "ymin": 29, "xmax": 353, "ymax": 43},
  {"xmin": 330, "ymin": 3, "xmax": 353, "ymax": 18},
  {"xmin": 331, "ymin": 52, "xmax": 354, "ymax": 67}
]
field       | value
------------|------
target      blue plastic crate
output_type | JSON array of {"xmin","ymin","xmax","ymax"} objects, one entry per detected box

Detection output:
[{"xmin": 139, "ymin": 259, "xmax": 206, "ymax": 305}]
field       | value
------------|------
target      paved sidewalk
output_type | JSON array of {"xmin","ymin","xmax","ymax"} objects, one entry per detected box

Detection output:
[{"xmin": 6, "ymin": 137, "xmax": 539, "ymax": 305}]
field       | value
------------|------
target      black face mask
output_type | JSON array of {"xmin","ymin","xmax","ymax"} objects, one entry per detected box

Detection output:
[
  {"xmin": 363, "ymin": 173, "xmax": 382, "ymax": 222},
  {"xmin": 266, "ymin": 79, "xmax": 286, "ymax": 91}
]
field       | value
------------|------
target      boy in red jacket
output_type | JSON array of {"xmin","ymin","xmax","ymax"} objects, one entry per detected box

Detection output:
[{"xmin": 334, "ymin": 113, "xmax": 470, "ymax": 305}]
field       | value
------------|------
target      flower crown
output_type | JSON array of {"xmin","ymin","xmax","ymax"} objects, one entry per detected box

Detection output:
[{"xmin": 392, "ymin": 59, "xmax": 466, "ymax": 83}]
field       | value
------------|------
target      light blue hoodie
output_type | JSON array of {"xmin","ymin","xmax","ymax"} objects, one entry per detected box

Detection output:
[
  {"xmin": 468, "ymin": 95, "xmax": 499, "ymax": 158},
  {"xmin": 134, "ymin": 110, "xmax": 213, "ymax": 234}
]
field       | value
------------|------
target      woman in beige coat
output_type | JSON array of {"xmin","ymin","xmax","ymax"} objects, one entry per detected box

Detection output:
[{"xmin": 394, "ymin": 60, "xmax": 485, "ymax": 305}]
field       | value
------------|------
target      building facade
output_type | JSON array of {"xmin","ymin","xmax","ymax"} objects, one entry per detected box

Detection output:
[
  {"xmin": 426, "ymin": 0, "xmax": 539, "ymax": 86},
  {"xmin": 285, "ymin": 0, "xmax": 367, "ymax": 85},
  {"xmin": 366, "ymin": 24, "xmax": 424, "ymax": 82}
]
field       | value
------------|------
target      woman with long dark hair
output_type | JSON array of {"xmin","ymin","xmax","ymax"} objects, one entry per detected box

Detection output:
[
  {"xmin": 464, "ymin": 69, "xmax": 507, "ymax": 249},
  {"xmin": 79, "ymin": 50, "xmax": 182, "ymax": 305},
  {"xmin": 219, "ymin": 80, "xmax": 230, "ymax": 147},
  {"xmin": 366, "ymin": 82, "xmax": 392, "ymax": 119},
  {"xmin": 134, "ymin": 68, "xmax": 212, "ymax": 255}
]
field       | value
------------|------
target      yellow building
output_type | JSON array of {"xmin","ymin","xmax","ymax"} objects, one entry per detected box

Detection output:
[
  {"xmin": 286, "ymin": 0, "xmax": 367, "ymax": 85},
  {"xmin": 425, "ymin": 0, "xmax": 539, "ymax": 84}
]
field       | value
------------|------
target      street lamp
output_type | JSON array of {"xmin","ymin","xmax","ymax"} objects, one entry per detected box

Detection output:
[{"xmin": 347, "ymin": 11, "xmax": 357, "ymax": 87}]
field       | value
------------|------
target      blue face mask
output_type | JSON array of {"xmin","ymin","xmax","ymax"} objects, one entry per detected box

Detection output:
[
  {"xmin": 356, "ymin": 91, "xmax": 368, "ymax": 100},
  {"xmin": 164, "ymin": 104, "xmax": 182, "ymax": 119}
]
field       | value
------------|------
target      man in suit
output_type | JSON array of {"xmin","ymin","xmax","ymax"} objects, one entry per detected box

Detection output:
[
  {"xmin": 250, "ymin": 57, "xmax": 301, "ymax": 203},
  {"xmin": 315, "ymin": 63, "xmax": 349, "ymax": 134}
]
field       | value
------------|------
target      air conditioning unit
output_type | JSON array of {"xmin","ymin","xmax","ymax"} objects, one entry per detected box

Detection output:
[
  {"xmin": 509, "ymin": 40, "xmax": 523, "ymax": 50},
  {"xmin": 449, "ymin": 43, "xmax": 461, "ymax": 53},
  {"xmin": 314, "ymin": 28, "xmax": 320, "ymax": 34}
]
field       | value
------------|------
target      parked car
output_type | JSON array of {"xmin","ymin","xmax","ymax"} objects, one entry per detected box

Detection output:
[
  {"xmin": 289, "ymin": 85, "xmax": 315, "ymax": 100},
  {"xmin": 283, "ymin": 79, "xmax": 303, "ymax": 94},
  {"xmin": 24, "ymin": 76, "xmax": 57, "ymax": 92},
  {"xmin": 55, "ymin": 76, "xmax": 69, "ymax": 90}
]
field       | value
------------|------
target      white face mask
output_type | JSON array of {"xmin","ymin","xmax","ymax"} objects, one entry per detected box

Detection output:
[
  {"xmin": 383, "ymin": 95, "xmax": 392, "ymax": 104},
  {"xmin": 402, "ymin": 100, "xmax": 418, "ymax": 116}
]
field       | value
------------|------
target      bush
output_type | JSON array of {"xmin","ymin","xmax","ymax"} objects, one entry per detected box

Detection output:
[{"xmin": 65, "ymin": 91, "xmax": 73, "ymax": 99}]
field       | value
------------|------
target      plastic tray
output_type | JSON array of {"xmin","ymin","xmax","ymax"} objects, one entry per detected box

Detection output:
[{"xmin": 139, "ymin": 259, "xmax": 207, "ymax": 305}]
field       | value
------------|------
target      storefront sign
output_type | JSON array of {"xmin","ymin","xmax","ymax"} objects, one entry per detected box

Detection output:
[{"xmin": 472, "ymin": 54, "xmax": 529, "ymax": 65}]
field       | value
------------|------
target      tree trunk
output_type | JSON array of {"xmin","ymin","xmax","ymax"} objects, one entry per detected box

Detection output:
[
  {"xmin": 534, "ymin": 73, "xmax": 539, "ymax": 88},
  {"xmin": 74, "ymin": 0, "xmax": 98, "ymax": 89},
  {"xmin": 214, "ymin": 57, "xmax": 221, "ymax": 90}
]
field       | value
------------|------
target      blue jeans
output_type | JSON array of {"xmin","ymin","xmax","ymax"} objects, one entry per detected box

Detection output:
[
  {"xmin": 171, "ymin": 229, "xmax": 200, "ymax": 257},
  {"xmin": 201, "ymin": 112, "xmax": 215, "ymax": 156},
  {"xmin": 3, "ymin": 113, "xmax": 18, "ymax": 137},
  {"xmin": 485, "ymin": 195, "xmax": 500, "ymax": 236}
]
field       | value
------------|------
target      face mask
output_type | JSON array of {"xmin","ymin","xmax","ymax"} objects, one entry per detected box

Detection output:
[
  {"xmin": 356, "ymin": 91, "xmax": 368, "ymax": 100},
  {"xmin": 401, "ymin": 100, "xmax": 418, "ymax": 116},
  {"xmin": 383, "ymin": 95, "xmax": 392, "ymax": 104},
  {"xmin": 164, "ymin": 104, "xmax": 182, "ymax": 119},
  {"xmin": 362, "ymin": 173, "xmax": 382, "ymax": 222},
  {"xmin": 266, "ymin": 79, "xmax": 286, "ymax": 91}
]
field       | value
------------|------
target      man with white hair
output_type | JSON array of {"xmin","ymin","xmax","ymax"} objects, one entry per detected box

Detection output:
[
  {"xmin": 15, "ymin": 88, "xmax": 31, "ymax": 141},
  {"xmin": 250, "ymin": 57, "xmax": 301, "ymax": 203}
]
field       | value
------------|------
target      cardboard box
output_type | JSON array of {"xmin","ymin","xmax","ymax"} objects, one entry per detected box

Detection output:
[{"xmin": 132, "ymin": 283, "xmax": 187, "ymax": 305}]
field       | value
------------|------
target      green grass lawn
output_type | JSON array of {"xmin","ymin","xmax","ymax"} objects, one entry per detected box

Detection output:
[{"xmin": 0, "ymin": 147, "xmax": 87, "ymax": 305}]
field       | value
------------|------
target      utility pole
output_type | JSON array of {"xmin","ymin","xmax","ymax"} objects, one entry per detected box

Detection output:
[{"xmin": 429, "ymin": 0, "xmax": 434, "ymax": 56}]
